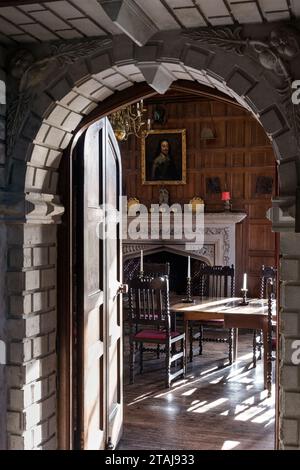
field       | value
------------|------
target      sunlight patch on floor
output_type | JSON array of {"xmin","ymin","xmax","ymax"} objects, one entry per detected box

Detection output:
[
  {"xmin": 251, "ymin": 409, "xmax": 275, "ymax": 424},
  {"xmin": 222, "ymin": 440, "xmax": 240, "ymax": 450},
  {"xmin": 187, "ymin": 400, "xmax": 208, "ymax": 412},
  {"xmin": 188, "ymin": 398, "xmax": 229, "ymax": 413},
  {"xmin": 234, "ymin": 404, "xmax": 268, "ymax": 422},
  {"xmin": 209, "ymin": 376, "xmax": 224, "ymax": 384},
  {"xmin": 181, "ymin": 387, "xmax": 198, "ymax": 396}
]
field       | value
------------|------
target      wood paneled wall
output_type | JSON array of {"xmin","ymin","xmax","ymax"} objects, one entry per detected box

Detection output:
[{"xmin": 121, "ymin": 96, "xmax": 277, "ymax": 296}]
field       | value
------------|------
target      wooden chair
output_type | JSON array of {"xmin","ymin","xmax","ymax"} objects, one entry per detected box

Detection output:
[
  {"xmin": 190, "ymin": 265, "xmax": 235, "ymax": 363},
  {"xmin": 266, "ymin": 277, "xmax": 276, "ymax": 397},
  {"xmin": 143, "ymin": 262, "xmax": 171, "ymax": 358},
  {"xmin": 253, "ymin": 265, "xmax": 277, "ymax": 365},
  {"xmin": 143, "ymin": 262, "xmax": 170, "ymax": 277},
  {"xmin": 128, "ymin": 275, "xmax": 185, "ymax": 388}
]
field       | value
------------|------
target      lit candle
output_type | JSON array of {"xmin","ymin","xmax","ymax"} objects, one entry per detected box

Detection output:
[
  {"xmin": 140, "ymin": 250, "xmax": 143, "ymax": 272},
  {"xmin": 242, "ymin": 273, "xmax": 247, "ymax": 290},
  {"xmin": 147, "ymin": 118, "xmax": 151, "ymax": 131},
  {"xmin": 187, "ymin": 256, "xmax": 191, "ymax": 278}
]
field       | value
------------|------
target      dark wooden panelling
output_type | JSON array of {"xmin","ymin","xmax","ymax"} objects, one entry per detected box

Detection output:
[
  {"xmin": 248, "ymin": 224, "xmax": 276, "ymax": 251},
  {"xmin": 121, "ymin": 97, "xmax": 276, "ymax": 296}
]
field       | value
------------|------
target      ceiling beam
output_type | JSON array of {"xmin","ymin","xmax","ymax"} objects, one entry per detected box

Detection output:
[{"xmin": 0, "ymin": 0, "xmax": 61, "ymax": 5}]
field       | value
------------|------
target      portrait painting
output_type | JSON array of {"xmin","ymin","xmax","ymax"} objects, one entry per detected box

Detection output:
[{"xmin": 141, "ymin": 129, "xmax": 186, "ymax": 185}]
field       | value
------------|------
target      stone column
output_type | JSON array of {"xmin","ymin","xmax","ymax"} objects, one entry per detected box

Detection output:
[
  {"xmin": 1, "ymin": 194, "xmax": 63, "ymax": 450},
  {"xmin": 279, "ymin": 232, "xmax": 300, "ymax": 449}
]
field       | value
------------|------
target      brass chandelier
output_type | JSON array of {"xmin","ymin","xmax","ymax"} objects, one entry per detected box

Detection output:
[{"xmin": 109, "ymin": 100, "xmax": 151, "ymax": 142}]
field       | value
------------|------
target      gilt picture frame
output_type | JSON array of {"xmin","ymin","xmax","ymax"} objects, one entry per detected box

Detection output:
[{"xmin": 141, "ymin": 129, "xmax": 186, "ymax": 185}]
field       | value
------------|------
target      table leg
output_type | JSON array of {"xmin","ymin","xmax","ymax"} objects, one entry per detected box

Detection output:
[
  {"xmin": 262, "ymin": 323, "xmax": 269, "ymax": 392},
  {"xmin": 189, "ymin": 324, "xmax": 193, "ymax": 363},
  {"xmin": 233, "ymin": 328, "xmax": 238, "ymax": 362},
  {"xmin": 185, "ymin": 320, "xmax": 189, "ymax": 370}
]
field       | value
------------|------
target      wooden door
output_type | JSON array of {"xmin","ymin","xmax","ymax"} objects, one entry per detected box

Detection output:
[{"xmin": 82, "ymin": 118, "xmax": 123, "ymax": 449}]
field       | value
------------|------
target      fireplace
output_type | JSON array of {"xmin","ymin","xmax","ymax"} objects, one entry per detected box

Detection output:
[
  {"xmin": 124, "ymin": 250, "xmax": 207, "ymax": 295},
  {"xmin": 123, "ymin": 212, "xmax": 247, "ymax": 293}
]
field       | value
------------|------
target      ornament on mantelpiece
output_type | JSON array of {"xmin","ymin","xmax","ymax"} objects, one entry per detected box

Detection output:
[
  {"xmin": 189, "ymin": 196, "xmax": 205, "ymax": 213},
  {"xmin": 159, "ymin": 187, "xmax": 169, "ymax": 206},
  {"xmin": 127, "ymin": 197, "xmax": 140, "ymax": 213},
  {"xmin": 221, "ymin": 191, "xmax": 231, "ymax": 212}
]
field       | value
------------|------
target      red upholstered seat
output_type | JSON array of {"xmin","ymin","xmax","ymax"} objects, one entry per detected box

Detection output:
[{"xmin": 134, "ymin": 329, "xmax": 181, "ymax": 341}]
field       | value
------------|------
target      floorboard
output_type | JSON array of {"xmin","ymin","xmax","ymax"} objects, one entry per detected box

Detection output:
[{"xmin": 119, "ymin": 333, "xmax": 275, "ymax": 450}]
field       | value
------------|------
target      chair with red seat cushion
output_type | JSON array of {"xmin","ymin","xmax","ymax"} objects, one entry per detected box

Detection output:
[{"xmin": 128, "ymin": 275, "xmax": 185, "ymax": 388}]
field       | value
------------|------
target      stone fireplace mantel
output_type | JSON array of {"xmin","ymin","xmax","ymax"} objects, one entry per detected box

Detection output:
[{"xmin": 123, "ymin": 212, "xmax": 247, "ymax": 267}]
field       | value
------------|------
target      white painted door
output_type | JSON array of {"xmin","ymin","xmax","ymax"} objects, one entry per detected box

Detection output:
[{"xmin": 83, "ymin": 118, "xmax": 123, "ymax": 450}]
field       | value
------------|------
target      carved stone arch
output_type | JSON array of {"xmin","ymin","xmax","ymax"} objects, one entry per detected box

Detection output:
[
  {"xmin": 5, "ymin": 29, "xmax": 296, "ymax": 229},
  {"xmin": 3, "ymin": 26, "xmax": 300, "ymax": 450}
]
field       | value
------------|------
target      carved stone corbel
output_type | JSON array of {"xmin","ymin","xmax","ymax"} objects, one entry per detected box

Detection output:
[
  {"xmin": 138, "ymin": 62, "xmax": 175, "ymax": 94},
  {"xmin": 99, "ymin": 0, "xmax": 158, "ymax": 46},
  {"xmin": 25, "ymin": 192, "xmax": 65, "ymax": 224},
  {"xmin": 267, "ymin": 196, "xmax": 296, "ymax": 232}
]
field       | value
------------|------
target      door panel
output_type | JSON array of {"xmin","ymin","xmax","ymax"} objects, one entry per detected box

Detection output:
[
  {"xmin": 105, "ymin": 127, "xmax": 122, "ymax": 446},
  {"xmin": 82, "ymin": 118, "xmax": 123, "ymax": 450}
]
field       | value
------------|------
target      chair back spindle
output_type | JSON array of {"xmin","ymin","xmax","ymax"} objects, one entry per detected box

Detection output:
[
  {"xmin": 199, "ymin": 265, "xmax": 235, "ymax": 298},
  {"xmin": 128, "ymin": 275, "xmax": 170, "ymax": 325},
  {"xmin": 260, "ymin": 265, "xmax": 277, "ymax": 299}
]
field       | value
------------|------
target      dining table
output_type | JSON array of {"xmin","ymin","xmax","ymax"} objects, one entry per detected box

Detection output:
[{"xmin": 170, "ymin": 296, "xmax": 276, "ymax": 396}]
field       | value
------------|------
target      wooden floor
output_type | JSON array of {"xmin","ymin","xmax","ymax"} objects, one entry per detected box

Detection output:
[{"xmin": 119, "ymin": 333, "xmax": 275, "ymax": 450}]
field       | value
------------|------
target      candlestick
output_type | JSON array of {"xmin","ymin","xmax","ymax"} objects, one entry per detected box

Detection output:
[
  {"xmin": 187, "ymin": 256, "xmax": 191, "ymax": 278},
  {"xmin": 242, "ymin": 273, "xmax": 247, "ymax": 290},
  {"xmin": 239, "ymin": 288, "xmax": 249, "ymax": 306},
  {"xmin": 140, "ymin": 250, "xmax": 143, "ymax": 273},
  {"xmin": 182, "ymin": 277, "xmax": 195, "ymax": 303}
]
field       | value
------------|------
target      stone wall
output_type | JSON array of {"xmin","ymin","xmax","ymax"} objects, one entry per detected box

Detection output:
[
  {"xmin": 5, "ymin": 224, "xmax": 57, "ymax": 450},
  {"xmin": 280, "ymin": 233, "xmax": 300, "ymax": 449},
  {"xmin": 0, "ymin": 44, "xmax": 6, "ymax": 450},
  {"xmin": 0, "ymin": 26, "xmax": 300, "ymax": 449}
]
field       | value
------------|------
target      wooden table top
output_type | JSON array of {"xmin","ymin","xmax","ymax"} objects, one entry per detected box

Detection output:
[{"xmin": 170, "ymin": 296, "xmax": 275, "ymax": 317}]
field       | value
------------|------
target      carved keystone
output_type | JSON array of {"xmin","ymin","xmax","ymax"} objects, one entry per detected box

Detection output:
[{"xmin": 99, "ymin": 0, "xmax": 158, "ymax": 47}]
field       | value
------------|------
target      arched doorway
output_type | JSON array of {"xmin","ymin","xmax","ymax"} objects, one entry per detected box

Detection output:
[{"xmin": 3, "ymin": 28, "xmax": 300, "ymax": 449}]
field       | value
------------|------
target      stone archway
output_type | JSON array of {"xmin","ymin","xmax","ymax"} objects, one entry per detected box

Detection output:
[{"xmin": 2, "ymin": 26, "xmax": 300, "ymax": 449}]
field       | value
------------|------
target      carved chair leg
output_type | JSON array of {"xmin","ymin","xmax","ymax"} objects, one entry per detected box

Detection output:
[
  {"xmin": 130, "ymin": 337, "xmax": 135, "ymax": 384},
  {"xmin": 267, "ymin": 325, "xmax": 272, "ymax": 398},
  {"xmin": 139, "ymin": 343, "xmax": 143, "ymax": 374},
  {"xmin": 258, "ymin": 330, "xmax": 263, "ymax": 361},
  {"xmin": 189, "ymin": 325, "xmax": 194, "ymax": 363},
  {"xmin": 199, "ymin": 324, "xmax": 203, "ymax": 355},
  {"xmin": 181, "ymin": 338, "xmax": 186, "ymax": 377},
  {"xmin": 228, "ymin": 328, "xmax": 233, "ymax": 365},
  {"xmin": 253, "ymin": 330, "xmax": 257, "ymax": 368},
  {"xmin": 166, "ymin": 343, "xmax": 171, "ymax": 388}
]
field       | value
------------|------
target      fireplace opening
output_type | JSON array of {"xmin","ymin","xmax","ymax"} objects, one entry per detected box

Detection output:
[{"xmin": 124, "ymin": 251, "xmax": 208, "ymax": 295}]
